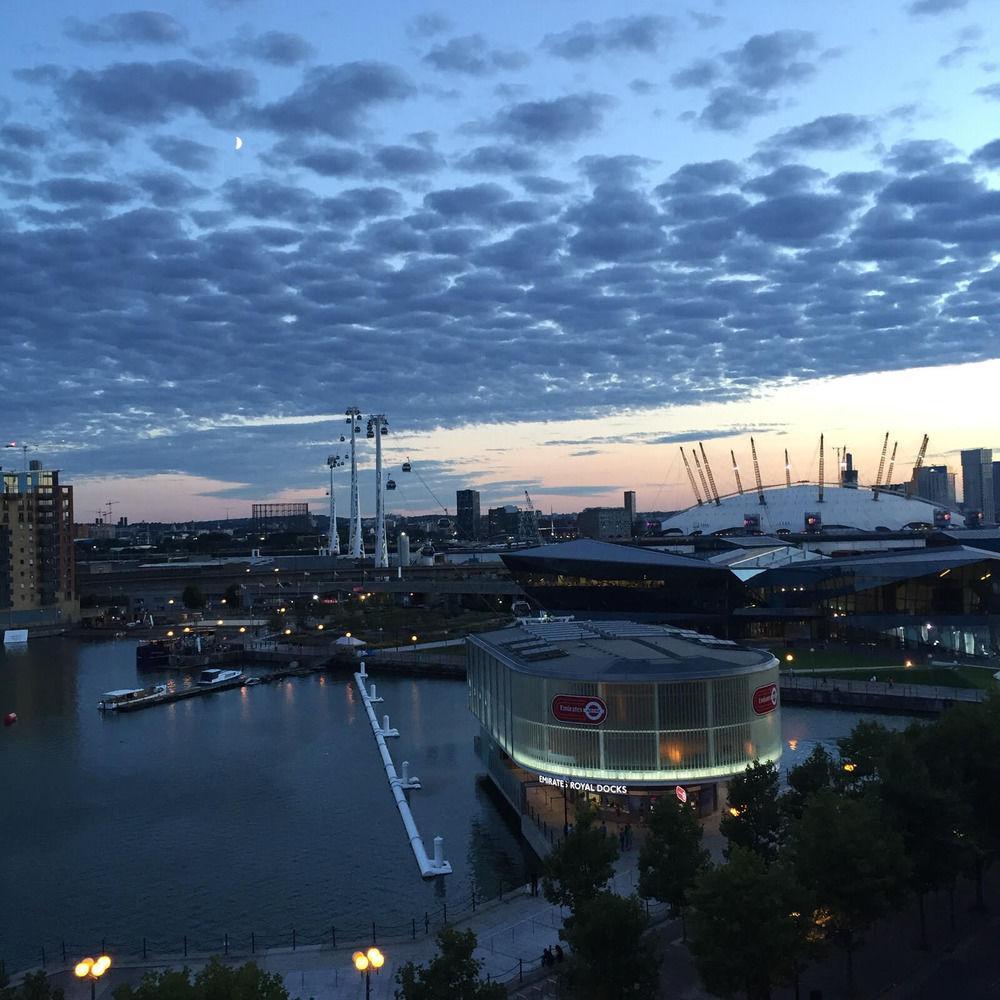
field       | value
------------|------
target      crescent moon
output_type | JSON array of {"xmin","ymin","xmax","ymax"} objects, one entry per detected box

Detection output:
[{"xmin": 235, "ymin": 136, "xmax": 243, "ymax": 150}]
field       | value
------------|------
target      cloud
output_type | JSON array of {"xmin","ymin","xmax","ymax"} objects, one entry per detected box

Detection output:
[
  {"xmin": 478, "ymin": 93, "xmax": 614, "ymax": 144},
  {"xmin": 724, "ymin": 30, "xmax": 817, "ymax": 92},
  {"xmin": 255, "ymin": 62, "xmax": 415, "ymax": 137},
  {"xmin": 671, "ymin": 59, "xmax": 721, "ymax": 89},
  {"xmin": 374, "ymin": 144, "xmax": 444, "ymax": 175},
  {"xmin": 64, "ymin": 11, "xmax": 188, "ymax": 46},
  {"xmin": 423, "ymin": 35, "xmax": 528, "ymax": 76},
  {"xmin": 971, "ymin": 138, "xmax": 1000, "ymax": 167},
  {"xmin": 148, "ymin": 135, "xmax": 215, "ymax": 171},
  {"xmin": 542, "ymin": 15, "xmax": 673, "ymax": 60},
  {"xmin": 232, "ymin": 31, "xmax": 314, "ymax": 66},
  {"xmin": 57, "ymin": 60, "xmax": 255, "ymax": 126},
  {"xmin": 907, "ymin": 0, "xmax": 967, "ymax": 15},
  {"xmin": 0, "ymin": 123, "xmax": 47, "ymax": 149},
  {"xmin": 699, "ymin": 88, "xmax": 777, "ymax": 132},
  {"xmin": 976, "ymin": 83, "xmax": 1000, "ymax": 102},
  {"xmin": 764, "ymin": 113, "xmax": 876, "ymax": 152},
  {"xmin": 296, "ymin": 146, "xmax": 369, "ymax": 177},
  {"xmin": 37, "ymin": 176, "xmax": 135, "ymax": 204},
  {"xmin": 406, "ymin": 12, "xmax": 451, "ymax": 38},
  {"xmin": 455, "ymin": 145, "xmax": 541, "ymax": 173}
]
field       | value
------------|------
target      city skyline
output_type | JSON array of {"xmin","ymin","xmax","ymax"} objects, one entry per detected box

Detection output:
[{"xmin": 4, "ymin": 1, "xmax": 1000, "ymax": 519}]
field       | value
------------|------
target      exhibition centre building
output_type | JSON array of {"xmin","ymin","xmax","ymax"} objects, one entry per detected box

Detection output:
[{"xmin": 468, "ymin": 619, "xmax": 781, "ymax": 815}]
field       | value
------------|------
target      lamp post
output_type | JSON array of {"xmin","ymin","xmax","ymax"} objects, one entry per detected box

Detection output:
[
  {"xmin": 352, "ymin": 947, "xmax": 385, "ymax": 1000},
  {"xmin": 74, "ymin": 955, "xmax": 111, "ymax": 1000}
]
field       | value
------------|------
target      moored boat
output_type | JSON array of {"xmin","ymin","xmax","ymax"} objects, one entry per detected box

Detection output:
[
  {"xmin": 98, "ymin": 685, "xmax": 167, "ymax": 711},
  {"xmin": 197, "ymin": 668, "xmax": 245, "ymax": 687}
]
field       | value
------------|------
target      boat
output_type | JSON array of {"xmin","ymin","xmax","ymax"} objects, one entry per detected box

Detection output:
[
  {"xmin": 243, "ymin": 676, "xmax": 261, "ymax": 686},
  {"xmin": 136, "ymin": 639, "xmax": 171, "ymax": 668},
  {"xmin": 98, "ymin": 685, "xmax": 166, "ymax": 711},
  {"xmin": 197, "ymin": 668, "xmax": 245, "ymax": 687}
]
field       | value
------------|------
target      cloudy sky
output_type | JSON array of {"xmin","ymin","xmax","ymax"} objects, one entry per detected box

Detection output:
[{"xmin": 3, "ymin": 0, "xmax": 1000, "ymax": 522}]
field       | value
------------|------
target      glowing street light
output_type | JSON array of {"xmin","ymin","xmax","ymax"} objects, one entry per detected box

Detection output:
[
  {"xmin": 411, "ymin": 634, "xmax": 418, "ymax": 643},
  {"xmin": 75, "ymin": 955, "xmax": 111, "ymax": 1000},
  {"xmin": 785, "ymin": 653, "xmax": 795, "ymax": 663},
  {"xmin": 352, "ymin": 947, "xmax": 385, "ymax": 1000}
]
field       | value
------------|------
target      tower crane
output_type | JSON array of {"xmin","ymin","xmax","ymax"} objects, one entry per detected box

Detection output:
[
  {"xmin": 680, "ymin": 448, "xmax": 703, "ymax": 506},
  {"xmin": 750, "ymin": 437, "xmax": 766, "ymax": 506},
  {"xmin": 730, "ymin": 450, "xmax": 744, "ymax": 495},
  {"xmin": 906, "ymin": 434, "xmax": 930, "ymax": 498},
  {"xmin": 698, "ymin": 443, "xmax": 721, "ymax": 506}
]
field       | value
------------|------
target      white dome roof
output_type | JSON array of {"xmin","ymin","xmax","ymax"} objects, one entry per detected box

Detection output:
[{"xmin": 661, "ymin": 484, "xmax": 960, "ymax": 535}]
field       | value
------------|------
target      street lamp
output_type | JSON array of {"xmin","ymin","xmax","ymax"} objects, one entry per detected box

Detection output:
[
  {"xmin": 352, "ymin": 947, "xmax": 385, "ymax": 1000},
  {"xmin": 75, "ymin": 955, "xmax": 111, "ymax": 1000}
]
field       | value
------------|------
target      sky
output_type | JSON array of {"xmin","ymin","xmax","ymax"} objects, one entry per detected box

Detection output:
[{"xmin": 3, "ymin": 0, "xmax": 1000, "ymax": 522}]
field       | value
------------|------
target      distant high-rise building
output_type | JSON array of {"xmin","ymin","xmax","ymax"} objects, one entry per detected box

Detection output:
[
  {"xmin": 914, "ymin": 465, "xmax": 957, "ymax": 508},
  {"xmin": 994, "ymin": 462, "xmax": 1000, "ymax": 523},
  {"xmin": 456, "ymin": 489, "xmax": 481, "ymax": 540},
  {"xmin": 961, "ymin": 448, "xmax": 995, "ymax": 522},
  {"xmin": 576, "ymin": 507, "xmax": 631, "ymax": 540},
  {"xmin": 488, "ymin": 505, "xmax": 522, "ymax": 539},
  {"xmin": 623, "ymin": 491, "xmax": 637, "ymax": 533},
  {"xmin": 1, "ymin": 461, "xmax": 76, "ymax": 618}
]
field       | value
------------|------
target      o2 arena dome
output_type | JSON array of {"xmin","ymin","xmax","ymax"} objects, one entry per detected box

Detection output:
[{"xmin": 661, "ymin": 438, "xmax": 963, "ymax": 536}]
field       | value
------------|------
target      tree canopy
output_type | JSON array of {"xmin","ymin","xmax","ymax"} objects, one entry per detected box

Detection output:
[
  {"xmin": 541, "ymin": 800, "xmax": 618, "ymax": 912},
  {"xmin": 394, "ymin": 928, "xmax": 505, "ymax": 1000},
  {"xmin": 638, "ymin": 795, "xmax": 710, "ymax": 917},
  {"xmin": 111, "ymin": 960, "xmax": 288, "ymax": 1000},
  {"xmin": 719, "ymin": 759, "xmax": 783, "ymax": 862}
]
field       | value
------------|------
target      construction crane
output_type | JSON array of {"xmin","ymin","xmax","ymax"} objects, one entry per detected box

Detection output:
[
  {"xmin": 818, "ymin": 434, "xmax": 825, "ymax": 503},
  {"xmin": 698, "ymin": 443, "xmax": 721, "ymax": 506},
  {"xmin": 692, "ymin": 450, "xmax": 711, "ymax": 504},
  {"xmin": 884, "ymin": 440, "xmax": 899, "ymax": 488},
  {"xmin": 873, "ymin": 432, "xmax": 890, "ymax": 500},
  {"xmin": 750, "ymin": 437, "xmax": 766, "ymax": 506},
  {"xmin": 680, "ymin": 448, "xmax": 704, "ymax": 506},
  {"xmin": 731, "ymin": 450, "xmax": 744, "ymax": 495},
  {"xmin": 784, "ymin": 449, "xmax": 791, "ymax": 488},
  {"xmin": 907, "ymin": 434, "xmax": 930, "ymax": 498},
  {"xmin": 106, "ymin": 499, "xmax": 119, "ymax": 523},
  {"xmin": 522, "ymin": 490, "xmax": 541, "ymax": 542}
]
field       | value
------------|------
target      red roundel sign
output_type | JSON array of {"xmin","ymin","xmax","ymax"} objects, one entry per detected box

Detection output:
[
  {"xmin": 552, "ymin": 694, "xmax": 608, "ymax": 725},
  {"xmin": 752, "ymin": 683, "xmax": 779, "ymax": 715}
]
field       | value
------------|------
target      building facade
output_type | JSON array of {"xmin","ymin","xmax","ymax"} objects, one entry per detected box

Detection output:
[
  {"xmin": 914, "ymin": 465, "xmax": 957, "ymax": 508},
  {"xmin": 468, "ymin": 619, "xmax": 781, "ymax": 815},
  {"xmin": 961, "ymin": 449, "xmax": 994, "ymax": 523},
  {"xmin": 0, "ymin": 461, "xmax": 76, "ymax": 620},
  {"xmin": 456, "ymin": 489, "xmax": 481, "ymax": 541},
  {"xmin": 576, "ymin": 506, "xmax": 632, "ymax": 541}
]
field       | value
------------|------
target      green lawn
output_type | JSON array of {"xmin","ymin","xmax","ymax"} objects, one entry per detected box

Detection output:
[{"xmin": 810, "ymin": 667, "xmax": 997, "ymax": 690}]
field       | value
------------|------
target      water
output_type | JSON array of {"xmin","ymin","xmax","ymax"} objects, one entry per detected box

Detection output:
[
  {"xmin": 0, "ymin": 638, "xmax": 917, "ymax": 973},
  {"xmin": 0, "ymin": 638, "xmax": 533, "ymax": 972}
]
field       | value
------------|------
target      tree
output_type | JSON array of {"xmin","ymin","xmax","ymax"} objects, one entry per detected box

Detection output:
[
  {"xmin": 542, "ymin": 800, "xmax": 619, "ymax": 912},
  {"xmin": 395, "ymin": 927, "xmax": 505, "ymax": 1000},
  {"xmin": 688, "ymin": 848, "xmax": 815, "ymax": 1000},
  {"xmin": 720, "ymin": 760, "xmax": 783, "ymax": 863},
  {"xmin": 561, "ymin": 892, "xmax": 658, "ymax": 1000},
  {"xmin": 638, "ymin": 795, "xmax": 709, "ymax": 933},
  {"xmin": 871, "ymin": 730, "xmax": 968, "ymax": 948},
  {"xmin": 836, "ymin": 719, "xmax": 894, "ymax": 784},
  {"xmin": 181, "ymin": 585, "xmax": 205, "ymax": 610},
  {"xmin": 223, "ymin": 583, "xmax": 242, "ymax": 607},
  {"xmin": 112, "ymin": 961, "xmax": 288, "ymax": 1000},
  {"xmin": 789, "ymin": 788, "xmax": 910, "ymax": 996},
  {"xmin": 15, "ymin": 973, "xmax": 63, "ymax": 1000},
  {"xmin": 780, "ymin": 744, "xmax": 835, "ymax": 821}
]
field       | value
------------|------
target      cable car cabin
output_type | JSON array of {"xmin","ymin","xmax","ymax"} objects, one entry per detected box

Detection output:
[
  {"xmin": 402, "ymin": 461, "xmax": 411, "ymax": 472},
  {"xmin": 386, "ymin": 479, "xmax": 397, "ymax": 490}
]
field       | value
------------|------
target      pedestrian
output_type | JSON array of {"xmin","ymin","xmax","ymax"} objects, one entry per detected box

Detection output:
[
  {"xmin": 555, "ymin": 945, "xmax": 564, "ymax": 963},
  {"xmin": 625, "ymin": 823, "xmax": 632, "ymax": 849},
  {"xmin": 542, "ymin": 947, "xmax": 553, "ymax": 967}
]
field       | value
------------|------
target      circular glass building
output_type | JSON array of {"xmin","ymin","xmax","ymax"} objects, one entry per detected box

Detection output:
[{"xmin": 468, "ymin": 620, "xmax": 780, "ymax": 812}]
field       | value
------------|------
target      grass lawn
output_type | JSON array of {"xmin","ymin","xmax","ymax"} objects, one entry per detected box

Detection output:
[
  {"xmin": 813, "ymin": 667, "xmax": 997, "ymax": 690},
  {"xmin": 770, "ymin": 647, "xmax": 908, "ymax": 670}
]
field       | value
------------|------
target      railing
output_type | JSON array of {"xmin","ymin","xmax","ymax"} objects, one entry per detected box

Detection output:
[{"xmin": 780, "ymin": 673, "xmax": 986, "ymax": 703}]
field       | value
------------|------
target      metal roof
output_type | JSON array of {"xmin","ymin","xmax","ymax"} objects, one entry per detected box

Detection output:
[
  {"xmin": 470, "ymin": 619, "xmax": 776, "ymax": 682},
  {"xmin": 501, "ymin": 538, "xmax": 728, "ymax": 570}
]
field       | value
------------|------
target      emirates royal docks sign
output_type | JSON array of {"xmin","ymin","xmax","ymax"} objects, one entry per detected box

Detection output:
[{"xmin": 551, "ymin": 694, "xmax": 608, "ymax": 725}]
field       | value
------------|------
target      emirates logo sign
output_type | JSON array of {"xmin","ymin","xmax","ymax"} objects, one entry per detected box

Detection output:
[
  {"xmin": 752, "ymin": 683, "xmax": 779, "ymax": 715},
  {"xmin": 551, "ymin": 694, "xmax": 608, "ymax": 725}
]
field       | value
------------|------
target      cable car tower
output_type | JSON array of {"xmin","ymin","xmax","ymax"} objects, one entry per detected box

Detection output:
[
  {"xmin": 325, "ymin": 453, "xmax": 347, "ymax": 555},
  {"xmin": 345, "ymin": 406, "xmax": 363, "ymax": 558},
  {"xmin": 368, "ymin": 414, "xmax": 390, "ymax": 568}
]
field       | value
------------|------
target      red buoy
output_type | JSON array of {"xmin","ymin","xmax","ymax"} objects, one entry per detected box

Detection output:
[{"xmin": 3, "ymin": 712, "xmax": 17, "ymax": 727}]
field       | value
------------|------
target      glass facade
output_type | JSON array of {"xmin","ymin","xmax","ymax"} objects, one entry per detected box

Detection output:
[{"xmin": 467, "ymin": 640, "xmax": 781, "ymax": 784}]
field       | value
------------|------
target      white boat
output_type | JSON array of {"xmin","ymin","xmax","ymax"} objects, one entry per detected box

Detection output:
[
  {"xmin": 197, "ymin": 668, "xmax": 245, "ymax": 687},
  {"xmin": 98, "ymin": 685, "xmax": 166, "ymax": 711}
]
